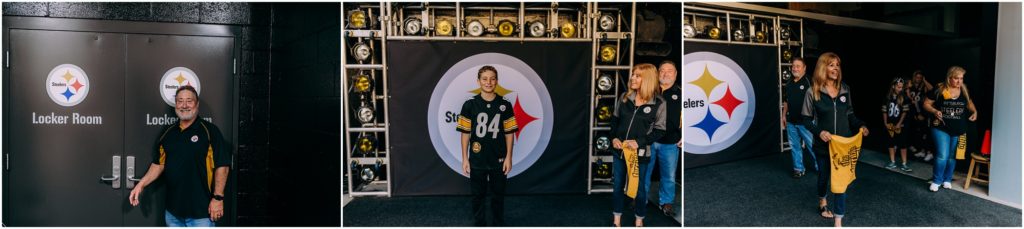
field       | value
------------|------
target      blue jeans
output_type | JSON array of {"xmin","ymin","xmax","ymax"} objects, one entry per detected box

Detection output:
[
  {"xmin": 165, "ymin": 210, "xmax": 214, "ymax": 227},
  {"xmin": 786, "ymin": 122, "xmax": 818, "ymax": 172},
  {"xmin": 612, "ymin": 151, "xmax": 651, "ymax": 219},
  {"xmin": 642, "ymin": 142, "xmax": 679, "ymax": 205},
  {"xmin": 931, "ymin": 128, "xmax": 960, "ymax": 184}
]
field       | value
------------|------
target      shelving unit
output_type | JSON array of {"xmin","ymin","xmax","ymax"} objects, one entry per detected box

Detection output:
[{"xmin": 343, "ymin": 2, "xmax": 391, "ymax": 197}]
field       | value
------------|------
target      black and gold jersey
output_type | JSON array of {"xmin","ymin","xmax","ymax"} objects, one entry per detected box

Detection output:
[
  {"xmin": 152, "ymin": 118, "xmax": 231, "ymax": 219},
  {"xmin": 882, "ymin": 93, "xmax": 910, "ymax": 124},
  {"xmin": 457, "ymin": 94, "xmax": 518, "ymax": 169}
]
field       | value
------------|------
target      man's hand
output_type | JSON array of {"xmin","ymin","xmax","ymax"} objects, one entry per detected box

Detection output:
[
  {"xmin": 969, "ymin": 112, "xmax": 977, "ymax": 121},
  {"xmin": 209, "ymin": 199, "xmax": 224, "ymax": 221},
  {"xmin": 861, "ymin": 127, "xmax": 870, "ymax": 137},
  {"xmin": 502, "ymin": 159, "xmax": 512, "ymax": 175},
  {"xmin": 462, "ymin": 160, "xmax": 471, "ymax": 176},
  {"xmin": 129, "ymin": 185, "xmax": 144, "ymax": 206}
]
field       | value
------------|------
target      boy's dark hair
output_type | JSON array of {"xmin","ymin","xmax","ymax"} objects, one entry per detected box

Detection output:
[
  {"xmin": 478, "ymin": 65, "xmax": 498, "ymax": 80},
  {"xmin": 175, "ymin": 85, "xmax": 199, "ymax": 102}
]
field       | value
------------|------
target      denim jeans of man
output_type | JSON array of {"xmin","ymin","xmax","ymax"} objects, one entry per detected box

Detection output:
[
  {"xmin": 165, "ymin": 210, "xmax": 214, "ymax": 227},
  {"xmin": 642, "ymin": 142, "xmax": 679, "ymax": 206},
  {"xmin": 931, "ymin": 128, "xmax": 960, "ymax": 184},
  {"xmin": 787, "ymin": 122, "xmax": 818, "ymax": 172},
  {"xmin": 816, "ymin": 155, "xmax": 846, "ymax": 219},
  {"xmin": 612, "ymin": 152, "xmax": 651, "ymax": 219}
]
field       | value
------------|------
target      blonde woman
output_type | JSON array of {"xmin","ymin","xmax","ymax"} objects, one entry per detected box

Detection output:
[
  {"xmin": 800, "ymin": 52, "xmax": 868, "ymax": 227},
  {"xmin": 610, "ymin": 63, "xmax": 667, "ymax": 227},
  {"xmin": 922, "ymin": 66, "xmax": 977, "ymax": 192}
]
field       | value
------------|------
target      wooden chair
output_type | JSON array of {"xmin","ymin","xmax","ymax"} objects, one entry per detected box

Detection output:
[{"xmin": 964, "ymin": 152, "xmax": 990, "ymax": 190}]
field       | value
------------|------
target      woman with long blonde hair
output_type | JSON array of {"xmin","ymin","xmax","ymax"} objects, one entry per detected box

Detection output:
[
  {"xmin": 609, "ymin": 63, "xmax": 667, "ymax": 227},
  {"xmin": 922, "ymin": 66, "xmax": 977, "ymax": 192},
  {"xmin": 800, "ymin": 52, "xmax": 868, "ymax": 227}
]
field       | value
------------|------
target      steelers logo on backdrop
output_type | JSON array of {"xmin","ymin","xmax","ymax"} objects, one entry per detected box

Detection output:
[
  {"xmin": 428, "ymin": 53, "xmax": 553, "ymax": 178},
  {"xmin": 46, "ymin": 64, "xmax": 90, "ymax": 107},
  {"xmin": 683, "ymin": 52, "xmax": 756, "ymax": 154},
  {"xmin": 160, "ymin": 67, "xmax": 201, "ymax": 106}
]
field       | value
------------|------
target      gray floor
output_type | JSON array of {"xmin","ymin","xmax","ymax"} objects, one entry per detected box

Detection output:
[
  {"xmin": 343, "ymin": 194, "xmax": 681, "ymax": 227},
  {"xmin": 648, "ymin": 181, "xmax": 683, "ymax": 223},
  {"xmin": 684, "ymin": 152, "xmax": 1021, "ymax": 227}
]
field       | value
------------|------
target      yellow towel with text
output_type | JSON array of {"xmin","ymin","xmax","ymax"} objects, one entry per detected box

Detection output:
[
  {"xmin": 623, "ymin": 146, "xmax": 639, "ymax": 199},
  {"xmin": 956, "ymin": 134, "xmax": 967, "ymax": 160},
  {"xmin": 829, "ymin": 130, "xmax": 863, "ymax": 194}
]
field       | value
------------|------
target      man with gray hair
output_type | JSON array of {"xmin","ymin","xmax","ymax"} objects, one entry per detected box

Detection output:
[{"xmin": 129, "ymin": 85, "xmax": 231, "ymax": 227}]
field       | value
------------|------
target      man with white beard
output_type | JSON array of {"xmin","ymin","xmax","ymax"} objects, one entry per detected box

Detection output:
[{"xmin": 128, "ymin": 85, "xmax": 231, "ymax": 227}]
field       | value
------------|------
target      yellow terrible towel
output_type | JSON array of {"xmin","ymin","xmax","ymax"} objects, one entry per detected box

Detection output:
[
  {"xmin": 623, "ymin": 146, "xmax": 640, "ymax": 199},
  {"xmin": 829, "ymin": 130, "xmax": 864, "ymax": 194}
]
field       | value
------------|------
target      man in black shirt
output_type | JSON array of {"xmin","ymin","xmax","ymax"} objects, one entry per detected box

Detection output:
[
  {"xmin": 782, "ymin": 57, "xmax": 817, "ymax": 178},
  {"xmin": 643, "ymin": 60, "xmax": 681, "ymax": 217},
  {"xmin": 129, "ymin": 86, "xmax": 231, "ymax": 227},
  {"xmin": 457, "ymin": 66, "xmax": 517, "ymax": 226}
]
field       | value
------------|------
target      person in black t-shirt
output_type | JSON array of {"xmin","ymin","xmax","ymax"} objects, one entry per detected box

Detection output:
[
  {"xmin": 882, "ymin": 77, "xmax": 912, "ymax": 172},
  {"xmin": 643, "ymin": 60, "xmax": 681, "ymax": 217},
  {"xmin": 129, "ymin": 86, "xmax": 231, "ymax": 227},
  {"xmin": 907, "ymin": 71, "xmax": 935, "ymax": 161},
  {"xmin": 922, "ymin": 66, "xmax": 977, "ymax": 192},
  {"xmin": 782, "ymin": 57, "xmax": 818, "ymax": 178},
  {"xmin": 457, "ymin": 66, "xmax": 517, "ymax": 226}
]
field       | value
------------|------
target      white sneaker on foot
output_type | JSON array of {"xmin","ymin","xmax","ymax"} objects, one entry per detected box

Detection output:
[
  {"xmin": 924, "ymin": 154, "xmax": 934, "ymax": 162},
  {"xmin": 929, "ymin": 183, "xmax": 940, "ymax": 192},
  {"xmin": 943, "ymin": 182, "xmax": 952, "ymax": 189},
  {"xmin": 914, "ymin": 152, "xmax": 925, "ymax": 158}
]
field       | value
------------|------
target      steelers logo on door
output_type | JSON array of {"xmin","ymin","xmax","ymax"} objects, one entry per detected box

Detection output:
[
  {"xmin": 683, "ymin": 51, "xmax": 756, "ymax": 154},
  {"xmin": 160, "ymin": 67, "xmax": 201, "ymax": 106},
  {"xmin": 46, "ymin": 64, "xmax": 90, "ymax": 107}
]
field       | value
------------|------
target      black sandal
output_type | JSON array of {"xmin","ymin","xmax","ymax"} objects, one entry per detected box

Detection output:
[{"xmin": 819, "ymin": 205, "xmax": 834, "ymax": 219}]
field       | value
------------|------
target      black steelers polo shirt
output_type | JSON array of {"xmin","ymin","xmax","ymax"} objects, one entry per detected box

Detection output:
[
  {"xmin": 457, "ymin": 94, "xmax": 518, "ymax": 170},
  {"xmin": 153, "ymin": 118, "xmax": 231, "ymax": 219}
]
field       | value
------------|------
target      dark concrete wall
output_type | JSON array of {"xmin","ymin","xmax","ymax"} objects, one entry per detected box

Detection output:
[{"xmin": 266, "ymin": 3, "xmax": 341, "ymax": 226}]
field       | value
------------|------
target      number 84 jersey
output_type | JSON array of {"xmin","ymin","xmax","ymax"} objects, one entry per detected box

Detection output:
[{"xmin": 456, "ymin": 94, "xmax": 519, "ymax": 169}]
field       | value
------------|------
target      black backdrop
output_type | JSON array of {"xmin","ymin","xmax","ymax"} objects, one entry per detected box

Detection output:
[
  {"xmin": 683, "ymin": 42, "xmax": 781, "ymax": 168},
  {"xmin": 387, "ymin": 41, "xmax": 591, "ymax": 196}
]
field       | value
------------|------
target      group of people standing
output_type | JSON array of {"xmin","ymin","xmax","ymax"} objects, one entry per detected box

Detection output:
[
  {"xmin": 781, "ymin": 53, "xmax": 978, "ymax": 227},
  {"xmin": 457, "ymin": 61, "xmax": 680, "ymax": 227}
]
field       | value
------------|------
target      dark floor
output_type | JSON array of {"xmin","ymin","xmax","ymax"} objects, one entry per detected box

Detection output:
[
  {"xmin": 343, "ymin": 194, "xmax": 681, "ymax": 227},
  {"xmin": 684, "ymin": 153, "xmax": 1021, "ymax": 227}
]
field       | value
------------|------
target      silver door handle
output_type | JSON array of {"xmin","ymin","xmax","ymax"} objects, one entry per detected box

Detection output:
[
  {"xmin": 126, "ymin": 156, "xmax": 141, "ymax": 189},
  {"xmin": 100, "ymin": 155, "xmax": 121, "ymax": 189}
]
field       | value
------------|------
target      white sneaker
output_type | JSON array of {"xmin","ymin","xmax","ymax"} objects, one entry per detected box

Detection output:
[
  {"xmin": 924, "ymin": 154, "xmax": 934, "ymax": 162},
  {"xmin": 913, "ymin": 152, "xmax": 925, "ymax": 158},
  {"xmin": 943, "ymin": 182, "xmax": 952, "ymax": 189},
  {"xmin": 929, "ymin": 183, "xmax": 940, "ymax": 192}
]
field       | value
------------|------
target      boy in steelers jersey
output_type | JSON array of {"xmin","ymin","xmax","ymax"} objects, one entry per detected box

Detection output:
[{"xmin": 457, "ymin": 65, "xmax": 518, "ymax": 226}]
